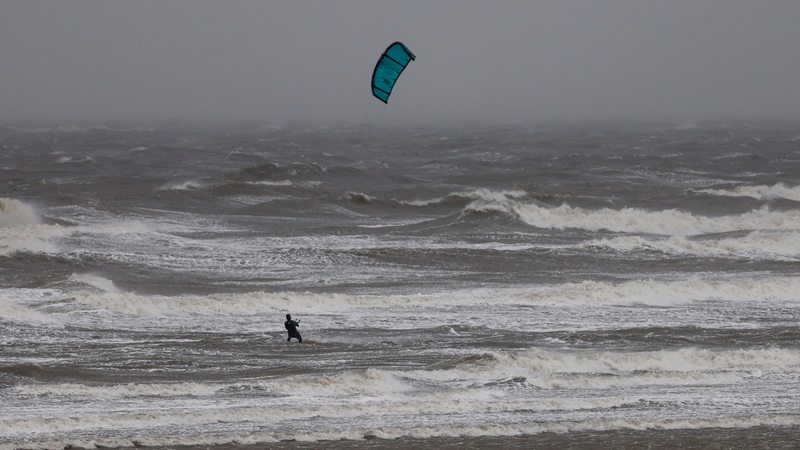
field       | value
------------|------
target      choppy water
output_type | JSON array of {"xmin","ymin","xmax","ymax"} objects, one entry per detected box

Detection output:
[{"xmin": 2, "ymin": 121, "xmax": 800, "ymax": 448}]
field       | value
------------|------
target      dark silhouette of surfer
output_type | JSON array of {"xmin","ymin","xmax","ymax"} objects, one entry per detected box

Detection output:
[{"xmin": 284, "ymin": 314, "xmax": 302, "ymax": 343}]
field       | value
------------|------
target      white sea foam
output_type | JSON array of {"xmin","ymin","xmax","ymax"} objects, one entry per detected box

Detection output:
[
  {"xmin": 530, "ymin": 276, "xmax": 800, "ymax": 306},
  {"xmin": 2, "ymin": 397, "xmax": 798, "ymax": 450},
  {"xmin": 0, "ymin": 297, "xmax": 63, "ymax": 325},
  {"xmin": 272, "ymin": 348, "xmax": 798, "ymax": 397},
  {"xmin": 582, "ymin": 230, "xmax": 800, "ymax": 260},
  {"xmin": 398, "ymin": 347, "xmax": 800, "ymax": 392},
  {"xmin": 226, "ymin": 194, "xmax": 289, "ymax": 205},
  {"xmin": 358, "ymin": 217, "xmax": 434, "ymax": 228},
  {"xmin": 4, "ymin": 414, "xmax": 799, "ymax": 450},
  {"xmin": 277, "ymin": 368, "xmax": 412, "ymax": 397},
  {"xmin": 0, "ymin": 391, "xmax": 776, "ymax": 438},
  {"xmin": 3, "ymin": 346, "xmax": 799, "ymax": 448},
  {"xmin": 694, "ymin": 183, "xmax": 800, "ymax": 201},
  {"xmin": 264, "ymin": 389, "xmax": 642, "ymax": 421},
  {"xmin": 20, "ymin": 381, "xmax": 220, "ymax": 398},
  {"xmin": 289, "ymin": 414, "xmax": 800, "ymax": 442},
  {"xmin": 466, "ymin": 276, "xmax": 800, "ymax": 308},
  {"xmin": 246, "ymin": 179, "xmax": 293, "ymax": 186}
]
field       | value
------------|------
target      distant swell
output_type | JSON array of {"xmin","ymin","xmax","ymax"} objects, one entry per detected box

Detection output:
[
  {"xmin": 0, "ymin": 363, "xmax": 47, "ymax": 378},
  {"xmin": 0, "ymin": 363, "xmax": 92, "ymax": 381},
  {"xmin": 228, "ymin": 162, "xmax": 325, "ymax": 183}
]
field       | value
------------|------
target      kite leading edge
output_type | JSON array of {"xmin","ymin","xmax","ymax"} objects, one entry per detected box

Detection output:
[{"xmin": 371, "ymin": 42, "xmax": 415, "ymax": 103}]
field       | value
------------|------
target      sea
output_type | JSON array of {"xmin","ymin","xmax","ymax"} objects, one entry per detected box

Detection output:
[{"xmin": 1, "ymin": 120, "xmax": 799, "ymax": 449}]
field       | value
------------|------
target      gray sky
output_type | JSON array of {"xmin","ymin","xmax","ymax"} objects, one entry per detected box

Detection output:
[{"xmin": 2, "ymin": 1, "xmax": 799, "ymax": 124}]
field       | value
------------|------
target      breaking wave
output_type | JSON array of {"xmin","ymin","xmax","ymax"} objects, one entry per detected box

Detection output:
[
  {"xmin": 157, "ymin": 179, "xmax": 209, "ymax": 191},
  {"xmin": 514, "ymin": 203, "xmax": 800, "ymax": 235},
  {"xmin": 0, "ymin": 297, "xmax": 63, "ymax": 325},
  {"xmin": 419, "ymin": 189, "xmax": 800, "ymax": 235},
  {"xmin": 0, "ymin": 198, "xmax": 39, "ymax": 228},
  {"xmin": 0, "ymin": 198, "xmax": 61, "ymax": 256},
  {"xmin": 4, "ymin": 275, "xmax": 793, "ymax": 325},
  {"xmin": 694, "ymin": 183, "xmax": 800, "ymax": 201},
  {"xmin": 4, "ymin": 346, "xmax": 798, "ymax": 449}
]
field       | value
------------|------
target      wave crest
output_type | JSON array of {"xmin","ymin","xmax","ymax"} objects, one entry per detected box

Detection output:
[
  {"xmin": 695, "ymin": 183, "xmax": 800, "ymax": 201},
  {"xmin": 39, "ymin": 275, "xmax": 800, "ymax": 322},
  {"xmin": 513, "ymin": 203, "xmax": 800, "ymax": 235}
]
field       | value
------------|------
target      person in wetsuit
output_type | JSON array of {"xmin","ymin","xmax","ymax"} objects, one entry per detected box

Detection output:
[{"xmin": 284, "ymin": 314, "xmax": 302, "ymax": 343}]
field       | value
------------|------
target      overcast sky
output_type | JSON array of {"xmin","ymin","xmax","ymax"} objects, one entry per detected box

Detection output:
[{"xmin": 2, "ymin": 1, "xmax": 799, "ymax": 124}]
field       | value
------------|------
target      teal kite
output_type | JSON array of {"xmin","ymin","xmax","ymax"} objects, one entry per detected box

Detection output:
[{"xmin": 371, "ymin": 42, "xmax": 415, "ymax": 103}]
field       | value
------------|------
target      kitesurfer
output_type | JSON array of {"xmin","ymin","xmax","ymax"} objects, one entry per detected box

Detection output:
[{"xmin": 284, "ymin": 314, "xmax": 302, "ymax": 343}]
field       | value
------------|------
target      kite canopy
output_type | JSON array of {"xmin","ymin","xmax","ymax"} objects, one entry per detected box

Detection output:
[{"xmin": 371, "ymin": 42, "xmax": 415, "ymax": 103}]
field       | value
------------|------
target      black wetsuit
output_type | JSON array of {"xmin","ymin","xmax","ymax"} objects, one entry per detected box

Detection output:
[{"xmin": 285, "ymin": 319, "xmax": 302, "ymax": 343}]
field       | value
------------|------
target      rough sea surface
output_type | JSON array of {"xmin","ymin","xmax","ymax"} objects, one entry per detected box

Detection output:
[{"xmin": 2, "ymin": 121, "xmax": 799, "ymax": 449}]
